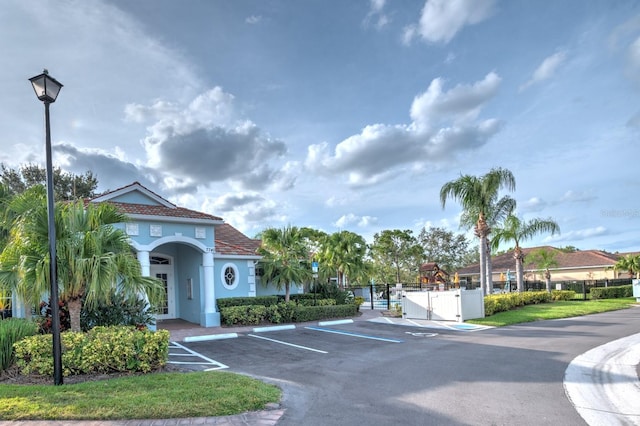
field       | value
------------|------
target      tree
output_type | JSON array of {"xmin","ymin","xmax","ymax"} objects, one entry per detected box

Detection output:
[
  {"xmin": 0, "ymin": 163, "xmax": 98, "ymax": 200},
  {"xmin": 369, "ymin": 229, "xmax": 423, "ymax": 284},
  {"xmin": 418, "ymin": 226, "xmax": 474, "ymax": 274},
  {"xmin": 0, "ymin": 195, "xmax": 164, "ymax": 331},
  {"xmin": 319, "ymin": 230, "xmax": 368, "ymax": 288},
  {"xmin": 491, "ymin": 214, "xmax": 560, "ymax": 292},
  {"xmin": 526, "ymin": 248, "xmax": 560, "ymax": 293},
  {"xmin": 257, "ymin": 225, "xmax": 311, "ymax": 302},
  {"xmin": 612, "ymin": 254, "xmax": 640, "ymax": 279},
  {"xmin": 440, "ymin": 168, "xmax": 516, "ymax": 295}
]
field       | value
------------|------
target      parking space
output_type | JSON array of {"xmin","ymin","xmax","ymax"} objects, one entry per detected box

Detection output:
[{"xmin": 169, "ymin": 319, "xmax": 454, "ymax": 372}]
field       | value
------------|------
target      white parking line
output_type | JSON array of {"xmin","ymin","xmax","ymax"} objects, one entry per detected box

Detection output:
[
  {"xmin": 169, "ymin": 341, "xmax": 229, "ymax": 371},
  {"xmin": 248, "ymin": 333, "xmax": 328, "ymax": 353}
]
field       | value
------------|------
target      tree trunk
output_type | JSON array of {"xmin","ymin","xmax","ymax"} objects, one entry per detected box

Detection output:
[
  {"xmin": 514, "ymin": 247, "xmax": 524, "ymax": 293},
  {"xmin": 478, "ymin": 235, "xmax": 487, "ymax": 296},
  {"xmin": 285, "ymin": 283, "xmax": 290, "ymax": 303},
  {"xmin": 545, "ymin": 270, "xmax": 552, "ymax": 293},
  {"xmin": 485, "ymin": 239, "xmax": 493, "ymax": 295},
  {"xmin": 68, "ymin": 297, "xmax": 83, "ymax": 332}
]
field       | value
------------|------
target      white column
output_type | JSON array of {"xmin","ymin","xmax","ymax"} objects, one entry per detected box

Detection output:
[
  {"xmin": 137, "ymin": 250, "xmax": 150, "ymax": 277},
  {"xmin": 136, "ymin": 250, "xmax": 154, "ymax": 330},
  {"xmin": 201, "ymin": 250, "xmax": 220, "ymax": 327}
]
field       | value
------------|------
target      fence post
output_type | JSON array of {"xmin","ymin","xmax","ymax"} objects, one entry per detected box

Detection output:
[
  {"xmin": 386, "ymin": 283, "xmax": 390, "ymax": 310},
  {"xmin": 582, "ymin": 280, "xmax": 587, "ymax": 301},
  {"xmin": 369, "ymin": 283, "xmax": 374, "ymax": 310}
]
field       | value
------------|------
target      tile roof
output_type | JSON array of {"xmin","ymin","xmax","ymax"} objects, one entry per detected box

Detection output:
[
  {"xmin": 215, "ymin": 223, "xmax": 261, "ymax": 256},
  {"xmin": 105, "ymin": 201, "xmax": 223, "ymax": 221},
  {"xmin": 457, "ymin": 245, "xmax": 622, "ymax": 275}
]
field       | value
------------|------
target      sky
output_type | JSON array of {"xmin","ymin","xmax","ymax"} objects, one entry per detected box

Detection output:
[{"xmin": 1, "ymin": 0, "xmax": 640, "ymax": 253}]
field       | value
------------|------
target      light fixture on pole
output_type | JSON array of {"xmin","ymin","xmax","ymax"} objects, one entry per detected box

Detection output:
[{"xmin": 29, "ymin": 69, "xmax": 63, "ymax": 386}]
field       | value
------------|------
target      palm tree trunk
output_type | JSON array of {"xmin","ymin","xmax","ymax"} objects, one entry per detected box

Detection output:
[
  {"xmin": 68, "ymin": 298, "xmax": 82, "ymax": 332},
  {"xmin": 485, "ymin": 239, "xmax": 493, "ymax": 294},
  {"xmin": 478, "ymin": 235, "xmax": 487, "ymax": 296},
  {"xmin": 285, "ymin": 283, "xmax": 290, "ymax": 303},
  {"xmin": 545, "ymin": 270, "xmax": 552, "ymax": 293},
  {"xmin": 514, "ymin": 247, "xmax": 524, "ymax": 293}
]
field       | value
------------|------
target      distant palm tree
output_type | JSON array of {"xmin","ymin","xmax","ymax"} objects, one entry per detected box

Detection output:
[
  {"xmin": 440, "ymin": 168, "xmax": 516, "ymax": 295},
  {"xmin": 491, "ymin": 214, "xmax": 560, "ymax": 292},
  {"xmin": 526, "ymin": 248, "xmax": 560, "ymax": 293},
  {"xmin": 612, "ymin": 254, "xmax": 640, "ymax": 279},
  {"xmin": 258, "ymin": 225, "xmax": 311, "ymax": 302},
  {"xmin": 0, "ymin": 196, "xmax": 164, "ymax": 331},
  {"xmin": 320, "ymin": 230, "xmax": 367, "ymax": 288}
]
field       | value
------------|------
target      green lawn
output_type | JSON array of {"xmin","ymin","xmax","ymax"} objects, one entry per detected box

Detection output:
[
  {"xmin": 467, "ymin": 297, "xmax": 637, "ymax": 327},
  {"xmin": 0, "ymin": 371, "xmax": 280, "ymax": 421}
]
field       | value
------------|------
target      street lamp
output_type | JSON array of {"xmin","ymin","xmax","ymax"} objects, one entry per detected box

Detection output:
[{"xmin": 29, "ymin": 69, "xmax": 63, "ymax": 385}]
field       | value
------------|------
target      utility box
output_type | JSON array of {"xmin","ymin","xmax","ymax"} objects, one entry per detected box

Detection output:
[{"xmin": 633, "ymin": 279, "xmax": 640, "ymax": 302}]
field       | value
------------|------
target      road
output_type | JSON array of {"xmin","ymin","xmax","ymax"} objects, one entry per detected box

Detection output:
[{"xmin": 179, "ymin": 307, "xmax": 640, "ymax": 426}]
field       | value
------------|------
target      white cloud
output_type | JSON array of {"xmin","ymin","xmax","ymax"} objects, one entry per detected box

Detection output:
[
  {"xmin": 305, "ymin": 72, "xmax": 502, "ymax": 187},
  {"xmin": 334, "ymin": 213, "xmax": 378, "ymax": 228},
  {"xmin": 363, "ymin": 0, "xmax": 390, "ymax": 30},
  {"xmin": 246, "ymin": 15, "xmax": 262, "ymax": 24},
  {"xmin": 403, "ymin": 0, "xmax": 496, "ymax": 44},
  {"xmin": 543, "ymin": 226, "xmax": 607, "ymax": 243},
  {"xmin": 560, "ymin": 190, "xmax": 596, "ymax": 203},
  {"xmin": 519, "ymin": 197, "xmax": 548, "ymax": 213},
  {"xmin": 520, "ymin": 51, "xmax": 567, "ymax": 91}
]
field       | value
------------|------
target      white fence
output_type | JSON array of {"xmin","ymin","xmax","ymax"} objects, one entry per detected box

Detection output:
[{"xmin": 402, "ymin": 289, "xmax": 484, "ymax": 322}]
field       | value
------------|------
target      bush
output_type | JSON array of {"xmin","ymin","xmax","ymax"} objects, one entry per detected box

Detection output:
[
  {"xmin": 0, "ymin": 318, "xmax": 38, "ymax": 371},
  {"xmin": 590, "ymin": 285, "xmax": 632, "ymax": 300},
  {"xmin": 219, "ymin": 305, "xmax": 269, "ymax": 326},
  {"xmin": 551, "ymin": 290, "xmax": 576, "ymax": 301},
  {"xmin": 294, "ymin": 304, "xmax": 357, "ymax": 322},
  {"xmin": 484, "ymin": 291, "xmax": 552, "ymax": 316},
  {"xmin": 81, "ymin": 290, "xmax": 155, "ymax": 331},
  {"xmin": 217, "ymin": 296, "xmax": 278, "ymax": 310},
  {"xmin": 13, "ymin": 326, "xmax": 169, "ymax": 377}
]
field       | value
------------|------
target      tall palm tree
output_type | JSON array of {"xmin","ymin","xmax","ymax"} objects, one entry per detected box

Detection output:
[
  {"xmin": 257, "ymin": 225, "xmax": 311, "ymax": 302},
  {"xmin": 459, "ymin": 194, "xmax": 515, "ymax": 293},
  {"xmin": 612, "ymin": 254, "xmax": 640, "ymax": 279},
  {"xmin": 491, "ymin": 214, "xmax": 560, "ymax": 292},
  {"xmin": 526, "ymin": 248, "xmax": 560, "ymax": 293},
  {"xmin": 440, "ymin": 168, "xmax": 516, "ymax": 295},
  {"xmin": 0, "ymin": 196, "xmax": 164, "ymax": 331},
  {"xmin": 319, "ymin": 230, "xmax": 367, "ymax": 288}
]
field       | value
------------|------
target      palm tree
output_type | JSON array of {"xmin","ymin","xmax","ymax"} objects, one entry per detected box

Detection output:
[
  {"xmin": 612, "ymin": 254, "xmax": 640, "ymax": 279},
  {"xmin": 319, "ymin": 230, "xmax": 367, "ymax": 288},
  {"xmin": 0, "ymin": 196, "xmax": 164, "ymax": 331},
  {"xmin": 459, "ymin": 194, "xmax": 515, "ymax": 293},
  {"xmin": 257, "ymin": 225, "xmax": 311, "ymax": 302},
  {"xmin": 526, "ymin": 248, "xmax": 560, "ymax": 293},
  {"xmin": 491, "ymin": 214, "xmax": 560, "ymax": 292},
  {"xmin": 440, "ymin": 168, "xmax": 516, "ymax": 295}
]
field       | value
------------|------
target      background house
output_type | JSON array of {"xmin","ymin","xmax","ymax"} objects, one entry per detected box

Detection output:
[{"xmin": 456, "ymin": 246, "xmax": 633, "ymax": 285}]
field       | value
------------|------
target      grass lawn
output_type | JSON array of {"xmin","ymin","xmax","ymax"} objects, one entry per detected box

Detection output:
[
  {"xmin": 0, "ymin": 370, "xmax": 280, "ymax": 421},
  {"xmin": 467, "ymin": 297, "xmax": 637, "ymax": 327}
]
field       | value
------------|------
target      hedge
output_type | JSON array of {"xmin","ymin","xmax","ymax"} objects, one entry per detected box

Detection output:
[
  {"xmin": 484, "ymin": 291, "xmax": 552, "ymax": 316},
  {"xmin": 220, "ymin": 302, "xmax": 357, "ymax": 326},
  {"xmin": 217, "ymin": 296, "xmax": 278, "ymax": 310},
  {"xmin": 13, "ymin": 326, "xmax": 169, "ymax": 377},
  {"xmin": 590, "ymin": 285, "xmax": 632, "ymax": 300}
]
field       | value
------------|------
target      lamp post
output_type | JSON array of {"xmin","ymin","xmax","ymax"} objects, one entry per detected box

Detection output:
[{"xmin": 29, "ymin": 69, "xmax": 64, "ymax": 385}]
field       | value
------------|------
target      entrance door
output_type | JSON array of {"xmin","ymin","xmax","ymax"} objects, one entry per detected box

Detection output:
[{"xmin": 150, "ymin": 256, "xmax": 175, "ymax": 320}]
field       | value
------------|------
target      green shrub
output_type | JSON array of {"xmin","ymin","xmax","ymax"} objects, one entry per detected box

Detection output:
[
  {"xmin": 13, "ymin": 326, "xmax": 169, "ymax": 377},
  {"xmin": 590, "ymin": 285, "xmax": 632, "ymax": 300},
  {"xmin": 296, "ymin": 298, "xmax": 336, "ymax": 307},
  {"xmin": 294, "ymin": 304, "xmax": 357, "ymax": 322},
  {"xmin": 219, "ymin": 305, "xmax": 268, "ymax": 326},
  {"xmin": 551, "ymin": 290, "xmax": 576, "ymax": 301},
  {"xmin": 217, "ymin": 296, "xmax": 278, "ymax": 310},
  {"xmin": 81, "ymin": 290, "xmax": 155, "ymax": 330},
  {"xmin": 0, "ymin": 318, "xmax": 38, "ymax": 371},
  {"xmin": 484, "ymin": 291, "xmax": 552, "ymax": 316}
]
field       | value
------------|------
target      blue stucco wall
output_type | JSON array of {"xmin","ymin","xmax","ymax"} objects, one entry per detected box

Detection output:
[
  {"xmin": 214, "ymin": 258, "xmax": 252, "ymax": 299},
  {"xmin": 176, "ymin": 245, "xmax": 202, "ymax": 324}
]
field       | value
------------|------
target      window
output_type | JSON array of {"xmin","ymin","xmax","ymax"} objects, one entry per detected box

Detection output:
[{"xmin": 220, "ymin": 263, "xmax": 239, "ymax": 290}]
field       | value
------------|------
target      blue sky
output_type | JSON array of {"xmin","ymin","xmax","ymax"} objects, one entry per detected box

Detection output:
[{"xmin": 2, "ymin": 0, "xmax": 639, "ymax": 253}]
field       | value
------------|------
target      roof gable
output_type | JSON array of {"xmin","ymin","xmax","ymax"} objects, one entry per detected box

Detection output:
[{"xmin": 90, "ymin": 182, "xmax": 175, "ymax": 208}]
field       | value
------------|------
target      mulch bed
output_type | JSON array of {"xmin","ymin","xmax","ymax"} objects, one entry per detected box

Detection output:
[{"xmin": 0, "ymin": 363, "xmax": 185, "ymax": 386}]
